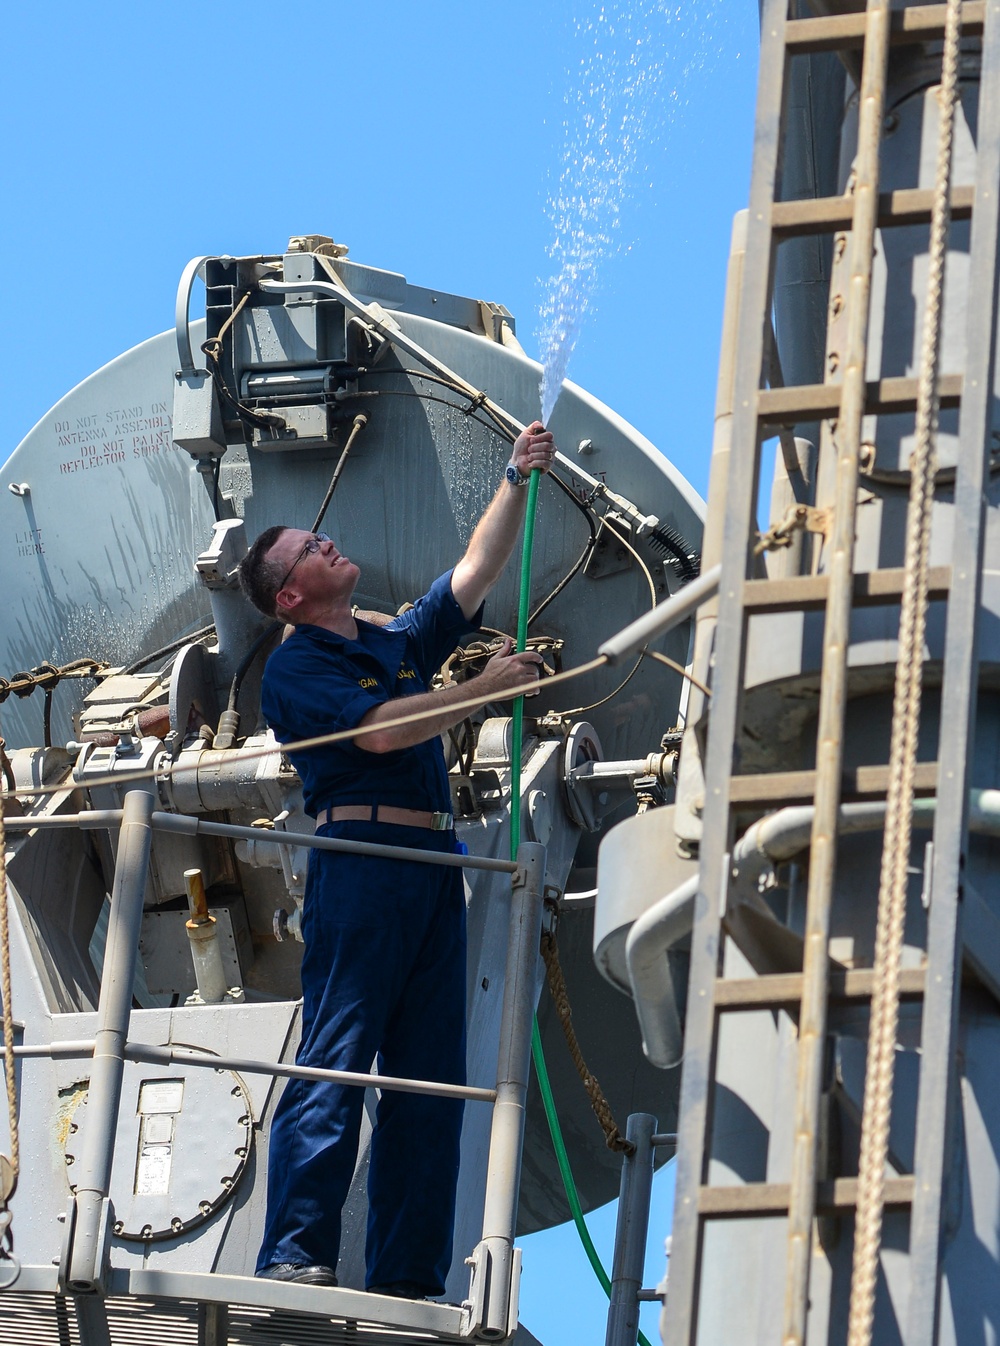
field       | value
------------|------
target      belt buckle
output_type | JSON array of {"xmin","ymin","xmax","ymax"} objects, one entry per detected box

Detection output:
[{"xmin": 430, "ymin": 811, "xmax": 453, "ymax": 831}]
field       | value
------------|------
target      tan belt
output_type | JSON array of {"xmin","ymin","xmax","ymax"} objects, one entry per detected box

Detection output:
[{"xmin": 317, "ymin": 804, "xmax": 454, "ymax": 831}]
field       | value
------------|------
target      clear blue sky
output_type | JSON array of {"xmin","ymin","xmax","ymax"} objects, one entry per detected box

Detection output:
[{"xmin": 1, "ymin": 3, "xmax": 759, "ymax": 1342}]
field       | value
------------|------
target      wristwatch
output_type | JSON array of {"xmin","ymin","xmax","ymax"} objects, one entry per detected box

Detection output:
[{"xmin": 505, "ymin": 460, "xmax": 529, "ymax": 487}]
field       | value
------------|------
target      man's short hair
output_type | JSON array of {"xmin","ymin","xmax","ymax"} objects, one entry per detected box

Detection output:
[{"xmin": 238, "ymin": 525, "xmax": 290, "ymax": 619}]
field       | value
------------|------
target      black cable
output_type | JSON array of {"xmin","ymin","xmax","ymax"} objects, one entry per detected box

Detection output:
[
  {"xmin": 447, "ymin": 726, "xmax": 465, "ymax": 773},
  {"xmin": 311, "ymin": 414, "xmax": 369, "ymax": 535},
  {"xmin": 212, "ymin": 457, "xmax": 222, "ymax": 522},
  {"xmin": 360, "ymin": 368, "xmax": 517, "ymax": 443},
  {"xmin": 227, "ymin": 622, "xmax": 282, "ymax": 715},
  {"xmin": 556, "ymin": 654, "xmax": 645, "ymax": 718},
  {"xmin": 461, "ymin": 717, "xmax": 475, "ymax": 776},
  {"xmin": 526, "ymin": 473, "xmax": 600, "ymax": 628},
  {"xmin": 349, "ymin": 386, "xmax": 510, "ymax": 443},
  {"xmin": 43, "ymin": 688, "xmax": 53, "ymax": 749},
  {"xmin": 527, "ymin": 533, "xmax": 598, "ymax": 629},
  {"xmin": 121, "ymin": 623, "xmax": 216, "ymax": 676}
]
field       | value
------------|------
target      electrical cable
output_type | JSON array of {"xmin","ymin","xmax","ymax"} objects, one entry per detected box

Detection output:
[
  {"xmin": 311, "ymin": 413, "xmax": 369, "ymax": 535},
  {"xmin": 509, "ymin": 469, "xmax": 653, "ymax": 1346},
  {"xmin": 642, "ymin": 649, "xmax": 713, "ymax": 700},
  {"xmin": 556, "ymin": 655, "xmax": 645, "ymax": 720},
  {"xmin": 226, "ymin": 623, "xmax": 282, "ymax": 718},
  {"xmin": 121, "ymin": 623, "xmax": 216, "ymax": 676},
  {"xmin": 347, "ymin": 385, "xmax": 511, "ymax": 443},
  {"xmin": 528, "ymin": 487, "xmax": 599, "ymax": 629},
  {"xmin": 201, "ymin": 292, "xmax": 285, "ymax": 435},
  {"xmin": 211, "ymin": 457, "xmax": 222, "ymax": 522},
  {"xmin": 547, "ymin": 511, "xmax": 659, "ymax": 719}
]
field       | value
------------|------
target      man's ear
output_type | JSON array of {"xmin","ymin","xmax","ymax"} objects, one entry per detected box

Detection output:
[{"xmin": 275, "ymin": 586, "xmax": 302, "ymax": 617}]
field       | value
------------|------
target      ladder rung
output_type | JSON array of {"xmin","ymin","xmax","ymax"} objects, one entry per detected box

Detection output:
[
  {"xmin": 785, "ymin": 3, "xmax": 985, "ymax": 56},
  {"xmin": 714, "ymin": 966, "xmax": 926, "ymax": 1010},
  {"xmin": 758, "ymin": 373, "xmax": 963, "ymax": 427},
  {"xmin": 729, "ymin": 761, "xmax": 939, "ymax": 808},
  {"xmin": 772, "ymin": 185, "xmax": 975, "ymax": 239},
  {"xmin": 743, "ymin": 566, "xmax": 951, "ymax": 613},
  {"xmin": 698, "ymin": 1176, "xmax": 914, "ymax": 1219}
]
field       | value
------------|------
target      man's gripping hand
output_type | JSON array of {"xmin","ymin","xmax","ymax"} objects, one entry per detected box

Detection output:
[
  {"xmin": 511, "ymin": 421, "xmax": 555, "ymax": 478},
  {"xmin": 476, "ymin": 638, "xmax": 543, "ymax": 699}
]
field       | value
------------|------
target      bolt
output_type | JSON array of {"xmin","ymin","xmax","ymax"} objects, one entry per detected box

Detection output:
[{"xmin": 828, "ymin": 352, "xmax": 840, "ymax": 375}]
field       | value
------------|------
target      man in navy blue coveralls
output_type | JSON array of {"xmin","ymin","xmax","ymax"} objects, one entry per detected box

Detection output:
[{"xmin": 237, "ymin": 421, "xmax": 555, "ymax": 1299}]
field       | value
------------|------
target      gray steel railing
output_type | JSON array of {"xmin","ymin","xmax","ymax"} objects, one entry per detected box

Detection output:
[{"xmin": 6, "ymin": 791, "xmax": 543, "ymax": 1341}]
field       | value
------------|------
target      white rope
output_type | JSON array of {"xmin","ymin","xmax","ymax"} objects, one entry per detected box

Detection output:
[
  {"xmin": 0, "ymin": 710, "xmax": 19, "ymax": 1253},
  {"xmin": 846, "ymin": 4, "xmax": 964, "ymax": 1342}
]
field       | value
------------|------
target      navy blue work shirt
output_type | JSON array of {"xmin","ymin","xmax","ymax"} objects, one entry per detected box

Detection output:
[{"xmin": 261, "ymin": 569, "xmax": 483, "ymax": 818}]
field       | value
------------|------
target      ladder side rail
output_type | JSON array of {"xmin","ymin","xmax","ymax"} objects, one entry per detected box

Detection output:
[
  {"xmin": 662, "ymin": 0, "xmax": 792, "ymax": 1339},
  {"xmin": 906, "ymin": 5, "xmax": 1000, "ymax": 1339},
  {"xmin": 782, "ymin": 4, "xmax": 895, "ymax": 1343}
]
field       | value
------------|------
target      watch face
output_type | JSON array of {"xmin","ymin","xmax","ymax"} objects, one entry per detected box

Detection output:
[{"xmin": 506, "ymin": 464, "xmax": 522, "ymax": 485}]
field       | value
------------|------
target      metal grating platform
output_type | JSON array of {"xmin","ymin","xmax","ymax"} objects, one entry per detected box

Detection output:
[{"xmin": 1, "ymin": 1270, "xmax": 476, "ymax": 1346}]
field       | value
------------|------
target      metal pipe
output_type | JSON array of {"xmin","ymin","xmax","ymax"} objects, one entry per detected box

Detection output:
[
  {"xmin": 624, "ymin": 876, "xmax": 698, "ymax": 1068},
  {"xmin": 731, "ymin": 791, "xmax": 1000, "ymax": 894},
  {"xmin": 605, "ymin": 1113, "xmax": 657, "ymax": 1346},
  {"xmin": 184, "ymin": 868, "xmax": 228, "ymax": 1005},
  {"xmin": 3, "ymin": 810, "xmax": 125, "ymax": 830},
  {"xmin": 153, "ymin": 813, "xmax": 518, "ymax": 872},
  {"xmin": 11, "ymin": 1040, "xmax": 97, "ymax": 1058},
  {"xmin": 622, "ymin": 789, "xmax": 1000, "ymax": 1072},
  {"xmin": 597, "ymin": 564, "xmax": 722, "ymax": 666},
  {"xmin": 474, "ymin": 841, "xmax": 546, "ymax": 1339},
  {"xmin": 67, "ymin": 789, "xmax": 153, "ymax": 1293},
  {"xmin": 5, "ymin": 810, "xmax": 518, "ymax": 874},
  {"xmin": 8, "ymin": 1038, "xmax": 497, "ymax": 1103}
]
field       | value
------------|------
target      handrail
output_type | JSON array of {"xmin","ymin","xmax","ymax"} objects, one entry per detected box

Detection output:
[
  {"xmin": 4, "ymin": 809, "xmax": 518, "ymax": 874},
  {"xmin": 8, "ymin": 1038, "xmax": 495, "ymax": 1104}
]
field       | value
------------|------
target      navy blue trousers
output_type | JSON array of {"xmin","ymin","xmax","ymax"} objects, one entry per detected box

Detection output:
[{"xmin": 256, "ymin": 821, "xmax": 467, "ymax": 1294}]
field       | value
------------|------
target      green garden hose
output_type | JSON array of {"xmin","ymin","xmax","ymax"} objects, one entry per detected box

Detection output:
[{"xmin": 510, "ymin": 467, "xmax": 653, "ymax": 1346}]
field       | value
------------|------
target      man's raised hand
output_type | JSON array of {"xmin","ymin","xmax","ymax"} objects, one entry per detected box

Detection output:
[{"xmin": 511, "ymin": 421, "xmax": 555, "ymax": 477}]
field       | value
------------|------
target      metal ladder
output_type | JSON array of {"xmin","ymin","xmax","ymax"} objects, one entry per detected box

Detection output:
[{"xmin": 662, "ymin": 1, "xmax": 1000, "ymax": 1343}]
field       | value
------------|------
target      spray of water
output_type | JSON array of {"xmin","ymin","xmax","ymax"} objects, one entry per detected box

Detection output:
[{"xmin": 537, "ymin": 1, "xmax": 725, "ymax": 426}]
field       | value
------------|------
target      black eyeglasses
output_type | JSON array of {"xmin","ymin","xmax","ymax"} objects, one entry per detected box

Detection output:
[{"xmin": 277, "ymin": 533, "xmax": 330, "ymax": 592}]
